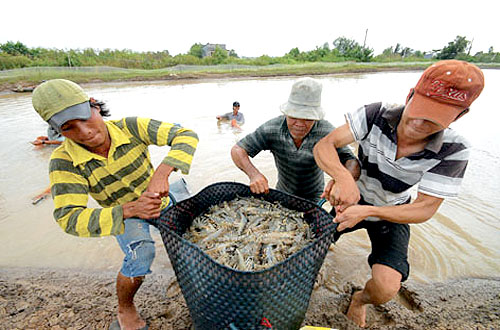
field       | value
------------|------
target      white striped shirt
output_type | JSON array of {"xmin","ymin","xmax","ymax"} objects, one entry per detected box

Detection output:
[{"xmin": 346, "ymin": 103, "xmax": 470, "ymax": 221}]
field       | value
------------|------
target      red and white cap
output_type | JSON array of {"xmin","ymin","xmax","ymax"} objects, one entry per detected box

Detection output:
[{"xmin": 407, "ymin": 60, "xmax": 485, "ymax": 127}]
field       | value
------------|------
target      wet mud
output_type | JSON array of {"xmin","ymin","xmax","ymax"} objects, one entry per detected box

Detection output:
[{"xmin": 1, "ymin": 267, "xmax": 498, "ymax": 329}]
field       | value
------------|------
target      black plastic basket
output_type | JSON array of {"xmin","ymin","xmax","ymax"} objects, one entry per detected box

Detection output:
[{"xmin": 151, "ymin": 182, "xmax": 336, "ymax": 330}]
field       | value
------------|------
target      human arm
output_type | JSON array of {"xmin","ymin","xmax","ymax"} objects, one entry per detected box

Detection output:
[
  {"xmin": 118, "ymin": 118, "xmax": 199, "ymax": 175},
  {"xmin": 146, "ymin": 163, "xmax": 175, "ymax": 198},
  {"xmin": 50, "ymin": 153, "xmax": 166, "ymax": 236},
  {"xmin": 231, "ymin": 144, "xmax": 269, "ymax": 194},
  {"xmin": 334, "ymin": 192, "xmax": 444, "ymax": 231},
  {"xmin": 336, "ymin": 143, "xmax": 360, "ymax": 181},
  {"xmin": 115, "ymin": 118, "xmax": 198, "ymax": 218},
  {"xmin": 231, "ymin": 120, "xmax": 275, "ymax": 193},
  {"xmin": 343, "ymin": 159, "xmax": 361, "ymax": 181},
  {"xmin": 313, "ymin": 123, "xmax": 360, "ymax": 211},
  {"xmin": 231, "ymin": 119, "xmax": 242, "ymax": 129},
  {"xmin": 122, "ymin": 192, "xmax": 162, "ymax": 219},
  {"xmin": 125, "ymin": 117, "xmax": 198, "ymax": 208},
  {"xmin": 216, "ymin": 112, "xmax": 230, "ymax": 120},
  {"xmin": 32, "ymin": 137, "xmax": 63, "ymax": 146}
]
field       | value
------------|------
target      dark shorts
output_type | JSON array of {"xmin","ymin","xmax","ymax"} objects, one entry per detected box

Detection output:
[{"xmin": 333, "ymin": 214, "xmax": 410, "ymax": 282}]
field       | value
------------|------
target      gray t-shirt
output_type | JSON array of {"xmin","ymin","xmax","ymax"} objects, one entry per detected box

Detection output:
[{"xmin": 237, "ymin": 115, "xmax": 356, "ymax": 202}]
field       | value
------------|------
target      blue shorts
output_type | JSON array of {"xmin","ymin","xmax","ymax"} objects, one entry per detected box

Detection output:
[{"xmin": 115, "ymin": 200, "xmax": 172, "ymax": 278}]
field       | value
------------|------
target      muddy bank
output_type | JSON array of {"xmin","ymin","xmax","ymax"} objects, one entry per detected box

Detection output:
[{"xmin": 1, "ymin": 267, "xmax": 498, "ymax": 329}]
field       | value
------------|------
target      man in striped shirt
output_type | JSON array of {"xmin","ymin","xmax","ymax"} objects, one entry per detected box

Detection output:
[
  {"xmin": 314, "ymin": 60, "xmax": 484, "ymax": 327},
  {"xmin": 231, "ymin": 78, "xmax": 359, "ymax": 203},
  {"xmin": 32, "ymin": 79, "xmax": 199, "ymax": 330}
]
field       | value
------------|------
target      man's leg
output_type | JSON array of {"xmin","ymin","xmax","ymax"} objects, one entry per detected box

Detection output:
[
  {"xmin": 115, "ymin": 218, "xmax": 156, "ymax": 329},
  {"xmin": 347, "ymin": 220, "xmax": 410, "ymax": 327},
  {"xmin": 116, "ymin": 273, "xmax": 146, "ymax": 329},
  {"xmin": 347, "ymin": 264, "xmax": 402, "ymax": 327}
]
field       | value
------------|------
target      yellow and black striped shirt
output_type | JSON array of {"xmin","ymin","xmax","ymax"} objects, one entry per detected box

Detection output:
[{"xmin": 49, "ymin": 117, "xmax": 198, "ymax": 237}]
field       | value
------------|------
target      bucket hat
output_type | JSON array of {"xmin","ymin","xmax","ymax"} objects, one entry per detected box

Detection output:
[
  {"xmin": 32, "ymin": 79, "xmax": 91, "ymax": 132},
  {"xmin": 406, "ymin": 60, "xmax": 484, "ymax": 127},
  {"xmin": 280, "ymin": 77, "xmax": 324, "ymax": 120}
]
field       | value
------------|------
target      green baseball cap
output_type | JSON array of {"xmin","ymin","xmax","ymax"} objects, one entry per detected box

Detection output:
[{"xmin": 32, "ymin": 79, "xmax": 91, "ymax": 131}]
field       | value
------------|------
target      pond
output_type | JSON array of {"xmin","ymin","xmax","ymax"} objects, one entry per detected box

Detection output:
[{"xmin": 1, "ymin": 71, "xmax": 498, "ymax": 285}]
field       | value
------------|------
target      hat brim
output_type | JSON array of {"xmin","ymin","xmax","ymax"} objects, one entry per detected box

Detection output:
[
  {"xmin": 280, "ymin": 102, "xmax": 324, "ymax": 120},
  {"xmin": 406, "ymin": 92, "xmax": 464, "ymax": 128},
  {"xmin": 48, "ymin": 101, "xmax": 91, "ymax": 132}
]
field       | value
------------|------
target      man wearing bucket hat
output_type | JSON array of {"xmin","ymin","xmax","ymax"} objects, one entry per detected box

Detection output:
[
  {"xmin": 32, "ymin": 79, "xmax": 199, "ymax": 330},
  {"xmin": 231, "ymin": 77, "xmax": 360, "ymax": 202},
  {"xmin": 313, "ymin": 60, "xmax": 485, "ymax": 327}
]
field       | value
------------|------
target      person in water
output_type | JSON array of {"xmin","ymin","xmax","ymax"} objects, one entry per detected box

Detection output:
[
  {"xmin": 31, "ymin": 79, "xmax": 199, "ymax": 330},
  {"xmin": 313, "ymin": 60, "xmax": 485, "ymax": 327},
  {"xmin": 31, "ymin": 126, "xmax": 65, "ymax": 146},
  {"xmin": 231, "ymin": 77, "xmax": 360, "ymax": 203},
  {"xmin": 217, "ymin": 101, "xmax": 245, "ymax": 128}
]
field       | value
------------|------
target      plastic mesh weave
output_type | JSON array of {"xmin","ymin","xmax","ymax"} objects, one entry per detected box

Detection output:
[{"xmin": 151, "ymin": 182, "xmax": 336, "ymax": 330}]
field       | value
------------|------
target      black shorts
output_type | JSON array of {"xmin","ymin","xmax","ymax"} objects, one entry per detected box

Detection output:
[{"xmin": 333, "ymin": 216, "xmax": 410, "ymax": 282}]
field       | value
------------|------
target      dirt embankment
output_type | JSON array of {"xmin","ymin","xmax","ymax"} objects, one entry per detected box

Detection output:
[{"xmin": 1, "ymin": 267, "xmax": 498, "ymax": 329}]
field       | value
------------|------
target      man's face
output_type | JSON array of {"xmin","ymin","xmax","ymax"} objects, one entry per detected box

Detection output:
[
  {"xmin": 60, "ymin": 107, "xmax": 108, "ymax": 149},
  {"xmin": 400, "ymin": 98, "xmax": 444, "ymax": 140},
  {"xmin": 232, "ymin": 105, "xmax": 240, "ymax": 115},
  {"xmin": 286, "ymin": 116, "xmax": 315, "ymax": 141}
]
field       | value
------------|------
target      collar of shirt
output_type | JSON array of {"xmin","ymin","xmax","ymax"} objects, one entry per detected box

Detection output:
[
  {"xmin": 382, "ymin": 104, "xmax": 444, "ymax": 154},
  {"xmin": 63, "ymin": 121, "xmax": 132, "ymax": 166}
]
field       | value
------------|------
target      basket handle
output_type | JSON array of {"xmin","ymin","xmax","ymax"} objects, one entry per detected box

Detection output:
[{"xmin": 317, "ymin": 198, "xmax": 327, "ymax": 207}]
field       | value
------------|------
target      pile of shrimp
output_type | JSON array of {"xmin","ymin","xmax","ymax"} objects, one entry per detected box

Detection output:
[{"xmin": 183, "ymin": 196, "xmax": 313, "ymax": 271}]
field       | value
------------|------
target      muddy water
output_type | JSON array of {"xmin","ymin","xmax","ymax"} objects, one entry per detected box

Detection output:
[{"xmin": 0, "ymin": 72, "xmax": 498, "ymax": 286}]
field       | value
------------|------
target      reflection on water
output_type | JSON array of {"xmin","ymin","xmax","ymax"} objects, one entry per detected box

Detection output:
[{"xmin": 0, "ymin": 72, "xmax": 499, "ymax": 285}]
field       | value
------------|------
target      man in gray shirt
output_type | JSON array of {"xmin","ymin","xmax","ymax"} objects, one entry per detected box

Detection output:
[
  {"xmin": 217, "ymin": 101, "xmax": 245, "ymax": 128},
  {"xmin": 231, "ymin": 78, "xmax": 359, "ymax": 202}
]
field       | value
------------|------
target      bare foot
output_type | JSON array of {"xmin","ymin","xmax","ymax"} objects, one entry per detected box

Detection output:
[
  {"xmin": 117, "ymin": 305, "xmax": 146, "ymax": 330},
  {"xmin": 347, "ymin": 290, "xmax": 367, "ymax": 327}
]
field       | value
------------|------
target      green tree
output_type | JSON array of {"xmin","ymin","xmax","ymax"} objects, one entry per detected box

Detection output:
[
  {"xmin": 228, "ymin": 49, "xmax": 238, "ymax": 58},
  {"xmin": 0, "ymin": 41, "xmax": 32, "ymax": 56},
  {"xmin": 212, "ymin": 46, "xmax": 228, "ymax": 64},
  {"xmin": 382, "ymin": 46, "xmax": 395, "ymax": 57},
  {"xmin": 286, "ymin": 47, "xmax": 301, "ymax": 59},
  {"xmin": 333, "ymin": 37, "xmax": 358, "ymax": 56},
  {"xmin": 437, "ymin": 36, "xmax": 469, "ymax": 59},
  {"xmin": 188, "ymin": 43, "xmax": 203, "ymax": 58},
  {"xmin": 332, "ymin": 37, "xmax": 373, "ymax": 61}
]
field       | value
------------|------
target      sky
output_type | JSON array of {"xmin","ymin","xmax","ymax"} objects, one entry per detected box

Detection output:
[{"xmin": 1, "ymin": 0, "xmax": 498, "ymax": 58}]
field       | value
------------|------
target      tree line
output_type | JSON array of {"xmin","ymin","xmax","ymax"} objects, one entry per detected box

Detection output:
[{"xmin": 1, "ymin": 36, "xmax": 498, "ymax": 71}]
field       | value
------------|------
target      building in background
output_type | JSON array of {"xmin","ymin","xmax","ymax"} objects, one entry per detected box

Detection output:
[{"xmin": 201, "ymin": 44, "xmax": 227, "ymax": 57}]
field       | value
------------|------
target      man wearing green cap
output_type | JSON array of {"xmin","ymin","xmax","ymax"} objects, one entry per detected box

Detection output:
[{"xmin": 32, "ymin": 79, "xmax": 199, "ymax": 330}]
